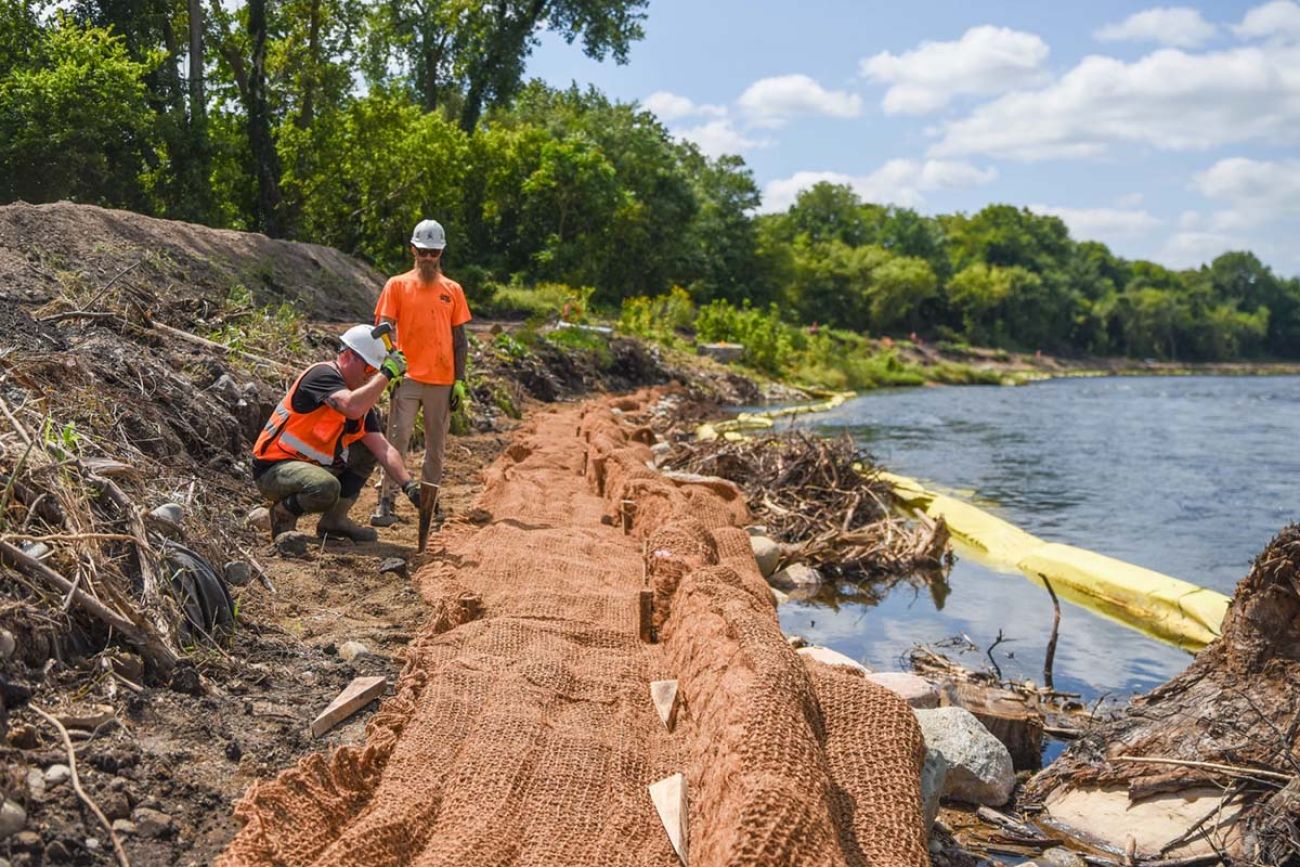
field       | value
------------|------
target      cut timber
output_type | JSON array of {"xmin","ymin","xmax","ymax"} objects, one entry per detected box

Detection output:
[
  {"xmin": 941, "ymin": 681, "xmax": 1043, "ymax": 771},
  {"xmin": 310, "ymin": 676, "xmax": 386, "ymax": 738},
  {"xmin": 649, "ymin": 772, "xmax": 688, "ymax": 865},
  {"xmin": 650, "ymin": 680, "xmax": 679, "ymax": 731},
  {"xmin": 638, "ymin": 589, "xmax": 654, "ymax": 643}
]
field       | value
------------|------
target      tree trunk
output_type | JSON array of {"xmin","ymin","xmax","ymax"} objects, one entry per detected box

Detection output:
[
  {"xmin": 458, "ymin": 0, "xmax": 547, "ymax": 133},
  {"xmin": 297, "ymin": 0, "xmax": 321, "ymax": 129},
  {"xmin": 247, "ymin": 0, "xmax": 284, "ymax": 236}
]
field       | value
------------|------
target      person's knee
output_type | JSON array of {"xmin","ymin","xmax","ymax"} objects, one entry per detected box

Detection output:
[{"xmin": 297, "ymin": 474, "xmax": 341, "ymax": 513}]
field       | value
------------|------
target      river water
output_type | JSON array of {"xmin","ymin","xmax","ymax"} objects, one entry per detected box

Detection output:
[{"xmin": 779, "ymin": 375, "xmax": 1300, "ymax": 701}]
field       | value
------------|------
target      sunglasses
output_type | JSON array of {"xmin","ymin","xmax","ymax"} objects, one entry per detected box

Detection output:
[{"xmin": 414, "ymin": 248, "xmax": 442, "ymax": 258}]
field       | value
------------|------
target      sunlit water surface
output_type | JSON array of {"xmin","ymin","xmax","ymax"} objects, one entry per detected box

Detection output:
[{"xmin": 778, "ymin": 375, "xmax": 1300, "ymax": 701}]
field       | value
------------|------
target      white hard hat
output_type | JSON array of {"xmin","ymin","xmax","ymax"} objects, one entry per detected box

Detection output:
[
  {"xmin": 411, "ymin": 219, "xmax": 446, "ymax": 250},
  {"xmin": 339, "ymin": 324, "xmax": 386, "ymax": 368}
]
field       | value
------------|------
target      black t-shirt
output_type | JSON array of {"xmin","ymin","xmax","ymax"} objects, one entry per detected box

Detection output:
[{"xmin": 252, "ymin": 363, "xmax": 379, "ymax": 476}]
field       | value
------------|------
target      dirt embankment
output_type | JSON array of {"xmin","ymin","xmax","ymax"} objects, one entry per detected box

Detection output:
[
  {"xmin": 220, "ymin": 392, "xmax": 929, "ymax": 866},
  {"xmin": 0, "ymin": 203, "xmax": 758, "ymax": 866}
]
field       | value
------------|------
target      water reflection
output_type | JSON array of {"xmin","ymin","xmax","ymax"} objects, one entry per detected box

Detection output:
[{"xmin": 778, "ymin": 375, "xmax": 1300, "ymax": 700}]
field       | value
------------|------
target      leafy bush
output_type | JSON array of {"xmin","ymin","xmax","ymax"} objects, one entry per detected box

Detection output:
[
  {"xmin": 546, "ymin": 325, "xmax": 612, "ymax": 369},
  {"xmin": 695, "ymin": 300, "xmax": 794, "ymax": 376},
  {"xmin": 618, "ymin": 285, "xmax": 694, "ymax": 346},
  {"xmin": 475, "ymin": 281, "xmax": 595, "ymax": 321}
]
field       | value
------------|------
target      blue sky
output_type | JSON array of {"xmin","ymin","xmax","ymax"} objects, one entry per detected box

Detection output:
[{"xmin": 526, "ymin": 1, "xmax": 1300, "ymax": 275}]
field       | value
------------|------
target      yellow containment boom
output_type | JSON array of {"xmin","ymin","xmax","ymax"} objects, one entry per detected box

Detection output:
[
  {"xmin": 881, "ymin": 472, "xmax": 1232, "ymax": 650},
  {"xmin": 697, "ymin": 392, "xmax": 851, "ymax": 442}
]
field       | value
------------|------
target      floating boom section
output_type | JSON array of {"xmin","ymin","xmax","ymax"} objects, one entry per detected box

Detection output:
[
  {"xmin": 696, "ymin": 392, "xmax": 851, "ymax": 442},
  {"xmin": 881, "ymin": 472, "xmax": 1231, "ymax": 650}
]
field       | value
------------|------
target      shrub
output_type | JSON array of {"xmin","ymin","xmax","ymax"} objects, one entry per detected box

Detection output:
[{"xmin": 618, "ymin": 285, "xmax": 694, "ymax": 346}]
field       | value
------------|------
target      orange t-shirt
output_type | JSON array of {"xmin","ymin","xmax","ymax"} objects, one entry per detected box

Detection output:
[{"xmin": 374, "ymin": 270, "xmax": 472, "ymax": 385}]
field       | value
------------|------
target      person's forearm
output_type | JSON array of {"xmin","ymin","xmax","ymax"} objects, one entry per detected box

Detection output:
[
  {"xmin": 330, "ymin": 373, "xmax": 389, "ymax": 418},
  {"xmin": 376, "ymin": 439, "xmax": 411, "ymax": 486},
  {"xmin": 453, "ymin": 324, "xmax": 467, "ymax": 381}
]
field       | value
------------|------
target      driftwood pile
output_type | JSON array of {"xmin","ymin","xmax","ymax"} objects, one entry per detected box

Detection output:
[{"xmin": 664, "ymin": 431, "xmax": 950, "ymax": 585}]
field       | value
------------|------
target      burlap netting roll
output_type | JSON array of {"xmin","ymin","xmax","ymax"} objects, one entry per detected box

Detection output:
[{"xmin": 220, "ymin": 391, "xmax": 927, "ymax": 866}]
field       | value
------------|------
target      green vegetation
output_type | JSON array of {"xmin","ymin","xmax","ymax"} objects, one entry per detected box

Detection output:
[{"xmin": 3, "ymin": 3, "xmax": 1298, "ymax": 370}]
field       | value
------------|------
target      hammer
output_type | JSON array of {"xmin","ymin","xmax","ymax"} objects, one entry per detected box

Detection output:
[{"xmin": 371, "ymin": 321, "xmax": 395, "ymax": 351}]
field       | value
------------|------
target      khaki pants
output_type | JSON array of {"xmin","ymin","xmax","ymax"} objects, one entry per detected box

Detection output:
[
  {"xmin": 256, "ymin": 445, "xmax": 376, "ymax": 514},
  {"xmin": 381, "ymin": 378, "xmax": 451, "ymax": 502}
]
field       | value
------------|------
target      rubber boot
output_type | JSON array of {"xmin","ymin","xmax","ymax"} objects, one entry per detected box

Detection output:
[
  {"xmin": 317, "ymin": 497, "xmax": 378, "ymax": 542},
  {"xmin": 269, "ymin": 500, "xmax": 298, "ymax": 540},
  {"xmin": 369, "ymin": 495, "xmax": 398, "ymax": 528}
]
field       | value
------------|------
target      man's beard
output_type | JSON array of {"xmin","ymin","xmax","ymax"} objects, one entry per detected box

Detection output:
[{"xmin": 416, "ymin": 258, "xmax": 439, "ymax": 281}]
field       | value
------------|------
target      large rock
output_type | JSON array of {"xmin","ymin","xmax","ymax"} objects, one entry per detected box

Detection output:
[
  {"xmin": 796, "ymin": 646, "xmax": 870, "ymax": 674},
  {"xmin": 914, "ymin": 706, "xmax": 1015, "ymax": 806},
  {"xmin": 749, "ymin": 535, "xmax": 782, "ymax": 577},
  {"xmin": 769, "ymin": 563, "xmax": 822, "ymax": 590},
  {"xmin": 274, "ymin": 530, "xmax": 312, "ymax": 557},
  {"xmin": 919, "ymin": 747, "xmax": 949, "ymax": 831},
  {"xmin": 866, "ymin": 672, "xmax": 939, "ymax": 709},
  {"xmin": 0, "ymin": 800, "xmax": 26, "ymax": 838}
]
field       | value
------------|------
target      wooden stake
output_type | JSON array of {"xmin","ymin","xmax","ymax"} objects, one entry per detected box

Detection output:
[
  {"xmin": 620, "ymin": 499, "xmax": 635, "ymax": 534},
  {"xmin": 638, "ymin": 589, "xmax": 654, "ymax": 643},
  {"xmin": 310, "ymin": 676, "xmax": 387, "ymax": 737},
  {"xmin": 649, "ymin": 772, "xmax": 688, "ymax": 865},
  {"xmin": 650, "ymin": 680, "xmax": 678, "ymax": 732}
]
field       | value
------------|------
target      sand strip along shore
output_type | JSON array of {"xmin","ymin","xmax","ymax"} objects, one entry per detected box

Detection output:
[{"xmin": 219, "ymin": 390, "xmax": 928, "ymax": 866}]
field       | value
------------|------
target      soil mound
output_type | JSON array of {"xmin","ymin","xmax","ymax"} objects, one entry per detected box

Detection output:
[
  {"xmin": 222, "ymin": 392, "xmax": 928, "ymax": 866},
  {"xmin": 0, "ymin": 201, "xmax": 382, "ymax": 320}
]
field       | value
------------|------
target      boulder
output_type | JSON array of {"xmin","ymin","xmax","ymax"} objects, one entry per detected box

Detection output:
[
  {"xmin": 274, "ymin": 530, "xmax": 312, "ymax": 557},
  {"xmin": 223, "ymin": 561, "xmax": 252, "ymax": 587},
  {"xmin": 797, "ymin": 645, "xmax": 870, "ymax": 674},
  {"xmin": 131, "ymin": 808, "xmax": 174, "ymax": 839},
  {"xmin": 866, "ymin": 672, "xmax": 939, "ymax": 709},
  {"xmin": 378, "ymin": 557, "xmax": 408, "ymax": 578},
  {"xmin": 769, "ymin": 563, "xmax": 822, "ymax": 590},
  {"xmin": 0, "ymin": 800, "xmax": 26, "ymax": 838},
  {"xmin": 913, "ymin": 706, "xmax": 1015, "ymax": 806},
  {"xmin": 919, "ymin": 747, "xmax": 949, "ymax": 831},
  {"xmin": 246, "ymin": 506, "xmax": 271, "ymax": 531},
  {"xmin": 748, "ymin": 535, "xmax": 782, "ymax": 577},
  {"xmin": 338, "ymin": 641, "xmax": 369, "ymax": 662},
  {"xmin": 43, "ymin": 764, "xmax": 71, "ymax": 786}
]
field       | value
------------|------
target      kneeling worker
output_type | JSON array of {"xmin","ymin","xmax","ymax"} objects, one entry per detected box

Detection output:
[{"xmin": 252, "ymin": 324, "xmax": 422, "ymax": 542}]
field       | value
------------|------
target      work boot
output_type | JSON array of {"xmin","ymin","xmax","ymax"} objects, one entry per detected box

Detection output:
[
  {"xmin": 268, "ymin": 500, "xmax": 298, "ymax": 539},
  {"xmin": 317, "ymin": 497, "xmax": 378, "ymax": 542},
  {"xmin": 369, "ymin": 495, "xmax": 399, "ymax": 528}
]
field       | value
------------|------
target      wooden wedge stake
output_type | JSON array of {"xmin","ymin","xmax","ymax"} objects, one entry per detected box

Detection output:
[
  {"xmin": 649, "ymin": 772, "xmax": 688, "ymax": 865},
  {"xmin": 638, "ymin": 589, "xmax": 654, "ymax": 643},
  {"xmin": 650, "ymin": 680, "xmax": 678, "ymax": 732},
  {"xmin": 310, "ymin": 676, "xmax": 386, "ymax": 738}
]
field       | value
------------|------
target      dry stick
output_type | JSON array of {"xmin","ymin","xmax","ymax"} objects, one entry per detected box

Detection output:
[
  {"xmin": 0, "ymin": 393, "xmax": 34, "ymax": 448},
  {"xmin": 96, "ymin": 477, "xmax": 178, "ymax": 649},
  {"xmin": 29, "ymin": 704, "xmax": 131, "ymax": 867},
  {"xmin": 1114, "ymin": 755, "xmax": 1293, "ymax": 784},
  {"xmin": 1042, "ymin": 576, "xmax": 1061, "ymax": 692},
  {"xmin": 2, "ymin": 532, "xmax": 138, "ymax": 544},
  {"xmin": 0, "ymin": 540, "xmax": 178, "ymax": 672},
  {"xmin": 146, "ymin": 319, "xmax": 294, "ymax": 374}
]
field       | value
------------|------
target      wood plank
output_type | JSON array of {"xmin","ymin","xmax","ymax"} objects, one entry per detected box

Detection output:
[
  {"xmin": 650, "ymin": 680, "xmax": 678, "ymax": 732},
  {"xmin": 649, "ymin": 772, "xmax": 688, "ymax": 865},
  {"xmin": 310, "ymin": 676, "xmax": 387, "ymax": 738}
]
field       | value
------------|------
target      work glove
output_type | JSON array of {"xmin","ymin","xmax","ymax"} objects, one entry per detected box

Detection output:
[
  {"xmin": 380, "ymin": 349, "xmax": 408, "ymax": 381},
  {"xmin": 402, "ymin": 479, "xmax": 421, "ymax": 507},
  {"xmin": 449, "ymin": 379, "xmax": 469, "ymax": 412}
]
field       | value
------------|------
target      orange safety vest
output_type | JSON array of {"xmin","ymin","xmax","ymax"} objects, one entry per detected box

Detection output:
[{"xmin": 252, "ymin": 363, "xmax": 366, "ymax": 466}]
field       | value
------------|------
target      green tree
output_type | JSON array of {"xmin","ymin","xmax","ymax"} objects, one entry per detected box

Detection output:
[
  {"xmin": 680, "ymin": 152, "xmax": 764, "ymax": 305},
  {"xmin": 0, "ymin": 16, "xmax": 157, "ymax": 206},
  {"xmin": 786, "ymin": 182, "xmax": 869, "ymax": 246}
]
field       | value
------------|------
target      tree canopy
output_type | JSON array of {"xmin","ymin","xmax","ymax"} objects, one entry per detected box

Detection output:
[{"xmin": 2, "ymin": 3, "xmax": 1298, "ymax": 363}]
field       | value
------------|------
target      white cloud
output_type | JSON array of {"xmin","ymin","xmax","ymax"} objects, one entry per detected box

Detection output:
[
  {"xmin": 860, "ymin": 26, "xmax": 1050, "ymax": 115},
  {"xmin": 1160, "ymin": 230, "xmax": 1251, "ymax": 268},
  {"xmin": 642, "ymin": 91, "xmax": 726, "ymax": 121},
  {"xmin": 1233, "ymin": 0, "xmax": 1300, "ymax": 42},
  {"xmin": 1190, "ymin": 157, "xmax": 1300, "ymax": 230},
  {"xmin": 676, "ymin": 120, "xmax": 768, "ymax": 158},
  {"xmin": 931, "ymin": 41, "xmax": 1300, "ymax": 160},
  {"xmin": 1116, "ymin": 192, "xmax": 1145, "ymax": 208},
  {"xmin": 1095, "ymin": 7, "xmax": 1217, "ymax": 48},
  {"xmin": 1028, "ymin": 205, "xmax": 1162, "ymax": 243},
  {"xmin": 737, "ymin": 74, "xmax": 862, "ymax": 128},
  {"xmin": 761, "ymin": 159, "xmax": 996, "ymax": 212}
]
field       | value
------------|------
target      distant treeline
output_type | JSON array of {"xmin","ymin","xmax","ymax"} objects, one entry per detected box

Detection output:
[{"xmin": 3, "ymin": 2, "xmax": 1297, "ymax": 362}]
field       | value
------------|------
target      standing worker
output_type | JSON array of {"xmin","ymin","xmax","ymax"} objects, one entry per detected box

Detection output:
[
  {"xmin": 370, "ymin": 218, "xmax": 472, "ymax": 527},
  {"xmin": 252, "ymin": 325, "xmax": 422, "ymax": 541}
]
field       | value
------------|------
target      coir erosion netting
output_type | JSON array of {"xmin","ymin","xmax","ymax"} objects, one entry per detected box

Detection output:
[{"xmin": 219, "ymin": 390, "xmax": 927, "ymax": 866}]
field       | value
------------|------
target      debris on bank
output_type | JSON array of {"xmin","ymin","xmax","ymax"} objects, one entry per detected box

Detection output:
[{"xmin": 661, "ymin": 432, "xmax": 950, "ymax": 592}]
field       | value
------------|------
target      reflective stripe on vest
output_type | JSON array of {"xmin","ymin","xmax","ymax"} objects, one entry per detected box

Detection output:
[{"xmin": 252, "ymin": 363, "xmax": 364, "ymax": 466}]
